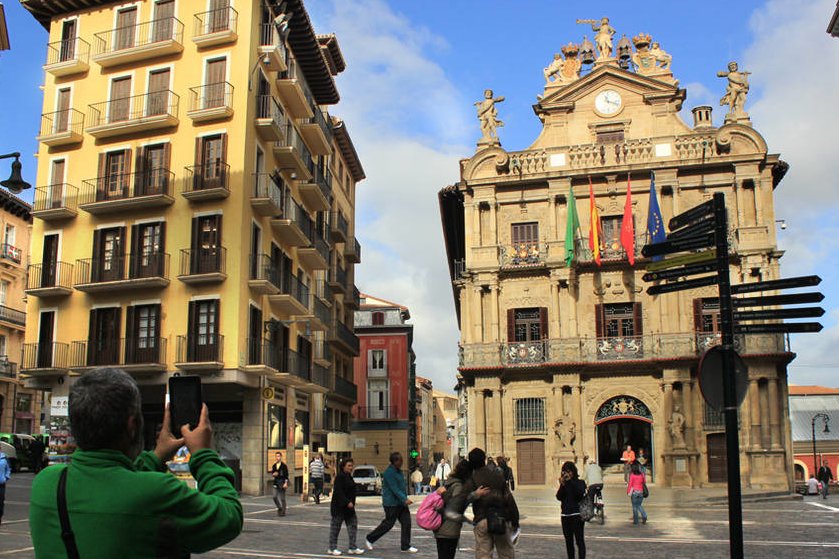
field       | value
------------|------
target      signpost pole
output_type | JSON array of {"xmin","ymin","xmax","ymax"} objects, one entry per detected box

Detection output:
[{"xmin": 713, "ymin": 192, "xmax": 744, "ymax": 558}]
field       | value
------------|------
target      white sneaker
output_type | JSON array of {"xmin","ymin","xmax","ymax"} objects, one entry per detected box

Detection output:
[
  {"xmin": 364, "ymin": 539, "xmax": 374, "ymax": 551},
  {"xmin": 328, "ymin": 550, "xmax": 342, "ymax": 556},
  {"xmin": 348, "ymin": 549, "xmax": 365, "ymax": 555},
  {"xmin": 401, "ymin": 547, "xmax": 418, "ymax": 554}
]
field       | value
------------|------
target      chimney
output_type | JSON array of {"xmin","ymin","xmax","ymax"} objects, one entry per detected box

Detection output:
[{"xmin": 691, "ymin": 106, "xmax": 713, "ymax": 130}]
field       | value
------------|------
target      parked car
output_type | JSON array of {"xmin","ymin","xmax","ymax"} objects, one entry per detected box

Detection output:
[{"xmin": 352, "ymin": 465, "xmax": 382, "ymax": 495}]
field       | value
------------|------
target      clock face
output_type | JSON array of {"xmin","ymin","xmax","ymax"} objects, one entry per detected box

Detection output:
[{"xmin": 595, "ymin": 89, "xmax": 622, "ymax": 115}]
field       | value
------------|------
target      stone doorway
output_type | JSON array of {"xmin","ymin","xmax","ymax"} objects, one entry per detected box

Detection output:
[
  {"xmin": 516, "ymin": 438, "xmax": 546, "ymax": 485},
  {"xmin": 594, "ymin": 395, "xmax": 654, "ymax": 478}
]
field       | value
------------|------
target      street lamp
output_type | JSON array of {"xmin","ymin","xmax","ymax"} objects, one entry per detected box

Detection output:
[
  {"xmin": 0, "ymin": 152, "xmax": 32, "ymax": 194},
  {"xmin": 812, "ymin": 412, "xmax": 830, "ymax": 477}
]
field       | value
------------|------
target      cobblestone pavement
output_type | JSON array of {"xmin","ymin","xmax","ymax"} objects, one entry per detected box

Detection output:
[{"xmin": 3, "ymin": 473, "xmax": 839, "ymax": 558}]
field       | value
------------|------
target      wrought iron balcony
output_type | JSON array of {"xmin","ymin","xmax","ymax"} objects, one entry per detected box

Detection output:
[
  {"xmin": 314, "ymin": 338, "xmax": 332, "ymax": 366},
  {"xmin": 251, "ymin": 172, "xmax": 284, "ymax": 216},
  {"xmin": 282, "ymin": 348, "xmax": 310, "ymax": 383},
  {"xmin": 87, "ymin": 90, "xmax": 180, "ymax": 138},
  {"xmin": 345, "ymin": 237, "xmax": 361, "ymax": 263},
  {"xmin": 21, "ymin": 342, "xmax": 70, "ymax": 376},
  {"xmin": 355, "ymin": 406, "xmax": 396, "ymax": 421},
  {"xmin": 502, "ymin": 339, "xmax": 548, "ymax": 365},
  {"xmin": 268, "ymin": 273, "xmax": 310, "ymax": 316},
  {"xmin": 80, "ymin": 169, "xmax": 174, "ymax": 214},
  {"xmin": 310, "ymin": 363, "xmax": 331, "ymax": 391},
  {"xmin": 183, "ymin": 161, "xmax": 230, "ymax": 201},
  {"xmin": 26, "ymin": 262, "xmax": 74, "ymax": 297},
  {"xmin": 276, "ymin": 58, "xmax": 315, "ymax": 119},
  {"xmin": 193, "ymin": 6, "xmax": 238, "ymax": 47},
  {"xmin": 177, "ymin": 247, "xmax": 227, "ymax": 284},
  {"xmin": 258, "ymin": 23, "xmax": 287, "ymax": 72},
  {"xmin": 298, "ymin": 234, "xmax": 329, "ymax": 271},
  {"xmin": 299, "ymin": 165, "xmax": 332, "ymax": 211},
  {"xmin": 70, "ymin": 337, "xmax": 167, "ymax": 372},
  {"xmin": 255, "ymin": 95, "xmax": 286, "ymax": 141},
  {"xmin": 249, "ymin": 253, "xmax": 281, "ymax": 295},
  {"xmin": 345, "ymin": 286, "xmax": 361, "ymax": 310},
  {"xmin": 330, "ymin": 211, "xmax": 348, "ymax": 243},
  {"xmin": 74, "ymin": 253, "xmax": 170, "ymax": 292},
  {"xmin": 187, "ymin": 82, "xmax": 234, "ymax": 122},
  {"xmin": 33, "ymin": 185, "xmax": 78, "ymax": 221},
  {"xmin": 329, "ymin": 320, "xmax": 359, "ymax": 356},
  {"xmin": 500, "ymin": 243, "xmax": 547, "ymax": 268},
  {"xmin": 335, "ymin": 376, "xmax": 358, "ymax": 403},
  {"xmin": 0, "ymin": 358, "xmax": 17, "ymax": 380},
  {"xmin": 299, "ymin": 108, "xmax": 332, "ymax": 155},
  {"xmin": 37, "ymin": 109, "xmax": 84, "ymax": 146},
  {"xmin": 274, "ymin": 123, "xmax": 313, "ymax": 180},
  {"xmin": 309, "ymin": 294, "xmax": 331, "ymax": 332},
  {"xmin": 329, "ymin": 264, "xmax": 347, "ymax": 295},
  {"xmin": 0, "ymin": 305, "xmax": 25, "ymax": 327},
  {"xmin": 0, "ymin": 244, "xmax": 22, "ymax": 264},
  {"xmin": 592, "ymin": 336, "xmax": 644, "ymax": 360},
  {"xmin": 243, "ymin": 338, "xmax": 284, "ymax": 373},
  {"xmin": 453, "ymin": 258, "xmax": 467, "ymax": 279},
  {"xmin": 270, "ymin": 195, "xmax": 312, "ymax": 247},
  {"xmin": 92, "ymin": 16, "xmax": 184, "ymax": 67},
  {"xmin": 44, "ymin": 37, "xmax": 90, "ymax": 76},
  {"xmin": 175, "ymin": 333, "xmax": 224, "ymax": 371}
]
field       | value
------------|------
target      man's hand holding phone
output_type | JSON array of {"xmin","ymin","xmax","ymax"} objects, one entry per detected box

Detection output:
[
  {"xmin": 181, "ymin": 403, "xmax": 213, "ymax": 453},
  {"xmin": 154, "ymin": 403, "xmax": 186, "ymax": 462}
]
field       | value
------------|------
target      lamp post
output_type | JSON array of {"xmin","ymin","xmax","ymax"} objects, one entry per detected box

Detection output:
[
  {"xmin": 812, "ymin": 412, "xmax": 830, "ymax": 477},
  {"xmin": 0, "ymin": 152, "xmax": 32, "ymax": 194}
]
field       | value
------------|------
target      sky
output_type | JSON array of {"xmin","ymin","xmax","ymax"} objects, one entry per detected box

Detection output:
[{"xmin": 2, "ymin": 0, "xmax": 838, "ymax": 393}]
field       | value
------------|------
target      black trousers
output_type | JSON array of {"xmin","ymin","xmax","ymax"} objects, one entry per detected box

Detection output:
[
  {"xmin": 367, "ymin": 505, "xmax": 411, "ymax": 550},
  {"xmin": 0, "ymin": 483, "xmax": 5, "ymax": 520},
  {"xmin": 435, "ymin": 537, "xmax": 459, "ymax": 559},
  {"xmin": 561, "ymin": 515, "xmax": 585, "ymax": 559}
]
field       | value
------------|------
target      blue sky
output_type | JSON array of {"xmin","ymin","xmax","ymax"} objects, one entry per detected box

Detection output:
[{"xmin": 2, "ymin": 0, "xmax": 838, "ymax": 390}]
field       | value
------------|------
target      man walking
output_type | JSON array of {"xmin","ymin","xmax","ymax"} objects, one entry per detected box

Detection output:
[
  {"xmin": 465, "ymin": 448, "xmax": 519, "ymax": 559},
  {"xmin": 365, "ymin": 452, "xmax": 417, "ymax": 553},
  {"xmin": 30, "ymin": 436, "xmax": 46, "ymax": 474},
  {"xmin": 621, "ymin": 445, "xmax": 635, "ymax": 482},
  {"xmin": 818, "ymin": 460, "xmax": 834, "ymax": 500},
  {"xmin": 0, "ymin": 445, "xmax": 10, "ymax": 526},
  {"xmin": 271, "ymin": 451, "xmax": 289, "ymax": 516},
  {"xmin": 435, "ymin": 458, "xmax": 451, "ymax": 489},
  {"xmin": 310, "ymin": 453, "xmax": 325, "ymax": 504}
]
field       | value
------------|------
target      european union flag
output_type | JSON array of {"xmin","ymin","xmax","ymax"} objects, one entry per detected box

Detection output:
[{"xmin": 647, "ymin": 171, "xmax": 666, "ymax": 261}]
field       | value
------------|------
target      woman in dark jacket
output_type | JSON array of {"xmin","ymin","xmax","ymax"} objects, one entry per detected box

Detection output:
[
  {"xmin": 329, "ymin": 458, "xmax": 365, "ymax": 555},
  {"xmin": 434, "ymin": 459, "xmax": 489, "ymax": 559},
  {"xmin": 556, "ymin": 461, "xmax": 587, "ymax": 559}
]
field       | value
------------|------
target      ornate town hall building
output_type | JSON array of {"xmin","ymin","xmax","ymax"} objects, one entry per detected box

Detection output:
[{"xmin": 440, "ymin": 22, "xmax": 794, "ymax": 488}]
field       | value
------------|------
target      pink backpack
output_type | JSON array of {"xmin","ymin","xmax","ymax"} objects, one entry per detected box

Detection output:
[{"xmin": 416, "ymin": 492, "xmax": 444, "ymax": 531}]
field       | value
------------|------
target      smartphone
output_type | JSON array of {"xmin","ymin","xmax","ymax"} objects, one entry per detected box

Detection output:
[{"xmin": 169, "ymin": 375, "xmax": 203, "ymax": 434}]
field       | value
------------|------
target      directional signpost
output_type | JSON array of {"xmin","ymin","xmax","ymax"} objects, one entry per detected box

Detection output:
[{"xmin": 640, "ymin": 192, "xmax": 826, "ymax": 559}]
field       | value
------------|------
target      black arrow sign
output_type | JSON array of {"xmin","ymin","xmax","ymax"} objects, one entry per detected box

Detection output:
[
  {"xmin": 641, "ymin": 232, "xmax": 715, "ymax": 257},
  {"xmin": 642, "ymin": 261, "xmax": 719, "ymax": 282},
  {"xmin": 667, "ymin": 216, "xmax": 715, "ymax": 242},
  {"xmin": 647, "ymin": 274, "xmax": 718, "ymax": 295},
  {"xmin": 733, "ymin": 292, "xmax": 825, "ymax": 308},
  {"xmin": 730, "ymin": 275, "xmax": 822, "ymax": 295},
  {"xmin": 669, "ymin": 200, "xmax": 715, "ymax": 230},
  {"xmin": 735, "ymin": 322, "xmax": 823, "ymax": 334},
  {"xmin": 734, "ymin": 307, "xmax": 825, "ymax": 321}
]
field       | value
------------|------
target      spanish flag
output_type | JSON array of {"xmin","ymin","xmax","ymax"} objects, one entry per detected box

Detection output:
[
  {"xmin": 588, "ymin": 177, "xmax": 602, "ymax": 266},
  {"xmin": 620, "ymin": 173, "xmax": 635, "ymax": 266}
]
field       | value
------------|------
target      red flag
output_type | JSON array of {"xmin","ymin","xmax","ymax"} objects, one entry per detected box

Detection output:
[
  {"xmin": 621, "ymin": 174, "xmax": 635, "ymax": 265},
  {"xmin": 588, "ymin": 178, "xmax": 602, "ymax": 266}
]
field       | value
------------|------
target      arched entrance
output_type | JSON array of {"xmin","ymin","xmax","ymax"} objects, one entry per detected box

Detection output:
[{"xmin": 595, "ymin": 396, "xmax": 653, "ymax": 476}]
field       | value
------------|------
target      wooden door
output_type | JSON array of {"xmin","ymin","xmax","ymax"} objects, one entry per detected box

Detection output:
[
  {"xmin": 136, "ymin": 144, "xmax": 169, "ymax": 196},
  {"xmin": 707, "ymin": 433, "xmax": 727, "ymax": 483},
  {"xmin": 109, "ymin": 77, "xmax": 131, "ymax": 123},
  {"xmin": 126, "ymin": 304, "xmax": 160, "ymax": 364},
  {"xmin": 94, "ymin": 227, "xmax": 125, "ymax": 282},
  {"xmin": 191, "ymin": 215, "xmax": 221, "ymax": 274},
  {"xmin": 250, "ymin": 224, "xmax": 261, "ymax": 279},
  {"xmin": 60, "ymin": 19, "xmax": 77, "ymax": 61},
  {"xmin": 516, "ymin": 439, "xmax": 546, "ymax": 485},
  {"xmin": 204, "ymin": 58, "xmax": 227, "ymax": 108},
  {"xmin": 131, "ymin": 222, "xmax": 164, "ymax": 278},
  {"xmin": 196, "ymin": 134, "xmax": 227, "ymax": 189},
  {"xmin": 55, "ymin": 88, "xmax": 71, "ymax": 133},
  {"xmin": 248, "ymin": 305, "xmax": 262, "ymax": 365},
  {"xmin": 41, "ymin": 235, "xmax": 59, "ymax": 288},
  {"xmin": 147, "ymin": 69, "xmax": 171, "ymax": 116},
  {"xmin": 49, "ymin": 160, "xmax": 66, "ymax": 209},
  {"xmin": 152, "ymin": 0, "xmax": 175, "ymax": 42},
  {"xmin": 100, "ymin": 150, "xmax": 130, "ymax": 200},
  {"xmin": 188, "ymin": 300, "xmax": 219, "ymax": 361},
  {"xmin": 115, "ymin": 8, "xmax": 137, "ymax": 50},
  {"xmin": 88, "ymin": 308, "xmax": 121, "ymax": 366},
  {"xmin": 209, "ymin": 0, "xmax": 230, "ymax": 33},
  {"xmin": 37, "ymin": 312, "xmax": 55, "ymax": 368}
]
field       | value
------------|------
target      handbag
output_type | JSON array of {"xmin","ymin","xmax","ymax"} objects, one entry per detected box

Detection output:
[{"xmin": 642, "ymin": 482, "xmax": 649, "ymax": 499}]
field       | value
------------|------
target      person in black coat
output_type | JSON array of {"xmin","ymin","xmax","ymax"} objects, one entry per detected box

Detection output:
[
  {"xmin": 329, "ymin": 458, "xmax": 365, "ymax": 555},
  {"xmin": 556, "ymin": 461, "xmax": 587, "ymax": 559}
]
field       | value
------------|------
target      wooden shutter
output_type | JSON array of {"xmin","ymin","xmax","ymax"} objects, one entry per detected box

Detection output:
[
  {"xmin": 121, "ymin": 148, "xmax": 132, "ymax": 193},
  {"xmin": 633, "ymin": 302, "xmax": 643, "ymax": 336},
  {"xmin": 539, "ymin": 307, "xmax": 548, "ymax": 339},
  {"xmin": 594, "ymin": 304, "xmax": 603, "ymax": 338},
  {"xmin": 134, "ymin": 146, "xmax": 147, "ymax": 193},
  {"xmin": 96, "ymin": 153, "xmax": 107, "ymax": 198},
  {"xmin": 130, "ymin": 224, "xmax": 140, "ymax": 275},
  {"xmin": 693, "ymin": 299, "xmax": 703, "ymax": 332},
  {"xmin": 220, "ymin": 133, "xmax": 229, "ymax": 188},
  {"xmin": 506, "ymin": 309, "xmax": 515, "ymax": 341},
  {"xmin": 125, "ymin": 305, "xmax": 136, "ymax": 359}
]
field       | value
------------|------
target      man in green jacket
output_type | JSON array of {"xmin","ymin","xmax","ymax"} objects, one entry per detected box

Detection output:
[{"xmin": 30, "ymin": 368, "xmax": 243, "ymax": 558}]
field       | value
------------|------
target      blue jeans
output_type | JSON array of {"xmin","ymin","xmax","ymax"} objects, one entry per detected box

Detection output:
[
  {"xmin": 413, "ymin": 482, "xmax": 422, "ymax": 495},
  {"xmin": 630, "ymin": 491, "xmax": 647, "ymax": 524}
]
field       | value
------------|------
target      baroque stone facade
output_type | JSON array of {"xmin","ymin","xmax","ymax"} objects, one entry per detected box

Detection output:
[{"xmin": 440, "ymin": 24, "xmax": 794, "ymax": 489}]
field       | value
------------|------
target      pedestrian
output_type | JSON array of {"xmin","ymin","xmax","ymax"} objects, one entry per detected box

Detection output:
[
  {"xmin": 311, "ymin": 453, "xmax": 326, "ymax": 504},
  {"xmin": 365, "ymin": 452, "xmax": 418, "ymax": 553},
  {"xmin": 435, "ymin": 459, "xmax": 490, "ymax": 559},
  {"xmin": 582, "ymin": 456, "xmax": 603, "ymax": 502},
  {"xmin": 556, "ymin": 461, "xmax": 587, "ymax": 559},
  {"xmin": 29, "ymin": 368, "xmax": 242, "ymax": 557},
  {"xmin": 626, "ymin": 461, "xmax": 647, "ymax": 525},
  {"xmin": 620, "ymin": 445, "xmax": 635, "ymax": 482},
  {"xmin": 486, "ymin": 457, "xmax": 498, "ymax": 471},
  {"xmin": 270, "ymin": 451, "xmax": 289, "ymax": 516},
  {"xmin": 0, "ymin": 444, "xmax": 10, "ymax": 526},
  {"xmin": 464, "ymin": 447, "xmax": 519, "ymax": 559},
  {"xmin": 30, "ymin": 436, "xmax": 46, "ymax": 474},
  {"xmin": 807, "ymin": 473, "xmax": 820, "ymax": 495},
  {"xmin": 818, "ymin": 460, "xmax": 834, "ymax": 500},
  {"xmin": 411, "ymin": 467, "xmax": 423, "ymax": 496},
  {"xmin": 636, "ymin": 448, "xmax": 649, "ymax": 474},
  {"xmin": 436, "ymin": 458, "xmax": 451, "ymax": 488},
  {"xmin": 329, "ymin": 458, "xmax": 365, "ymax": 556},
  {"xmin": 497, "ymin": 456, "xmax": 515, "ymax": 492}
]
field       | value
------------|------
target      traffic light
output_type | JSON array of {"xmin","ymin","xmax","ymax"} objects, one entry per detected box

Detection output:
[{"xmin": 409, "ymin": 449, "xmax": 419, "ymax": 459}]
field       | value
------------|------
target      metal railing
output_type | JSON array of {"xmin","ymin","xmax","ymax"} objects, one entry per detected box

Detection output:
[
  {"xmin": 348, "ymin": 286, "xmax": 361, "ymax": 308},
  {"xmin": 245, "ymin": 338, "xmax": 284, "ymax": 369},
  {"xmin": 331, "ymin": 211, "xmax": 348, "ymax": 238},
  {"xmin": 285, "ymin": 195, "xmax": 315, "ymax": 241},
  {"xmin": 314, "ymin": 338, "xmax": 332, "ymax": 362},
  {"xmin": 179, "ymin": 247, "xmax": 226, "ymax": 276},
  {"xmin": 1, "ymin": 244, "xmax": 22, "ymax": 263},
  {"xmin": 81, "ymin": 169, "xmax": 174, "ymax": 204},
  {"xmin": 252, "ymin": 172, "xmax": 284, "ymax": 207},
  {"xmin": 0, "ymin": 358, "xmax": 16, "ymax": 379},
  {"xmin": 75, "ymin": 253, "xmax": 170, "ymax": 284},
  {"xmin": 45, "ymin": 37, "xmax": 91, "ymax": 65},
  {"xmin": 282, "ymin": 122, "xmax": 313, "ymax": 170},
  {"xmin": 280, "ymin": 57, "xmax": 316, "ymax": 110},
  {"xmin": 194, "ymin": 6, "xmax": 238, "ymax": 37},
  {"xmin": 257, "ymin": 94, "xmax": 286, "ymax": 128},
  {"xmin": 71, "ymin": 337, "xmax": 166, "ymax": 368},
  {"xmin": 93, "ymin": 16, "xmax": 184, "ymax": 55},
  {"xmin": 250, "ymin": 253, "xmax": 281, "ymax": 288},
  {"xmin": 502, "ymin": 339, "xmax": 548, "ymax": 365},
  {"xmin": 282, "ymin": 273, "xmax": 310, "ymax": 308},
  {"xmin": 312, "ymin": 295, "xmax": 331, "ymax": 326},
  {"xmin": 454, "ymin": 259, "xmax": 466, "ymax": 278},
  {"xmin": 21, "ymin": 342, "xmax": 70, "ymax": 371},
  {"xmin": 312, "ymin": 363, "xmax": 330, "ymax": 388},
  {"xmin": 189, "ymin": 82, "xmax": 233, "ymax": 112},
  {"xmin": 332, "ymin": 265, "xmax": 347, "ymax": 288},
  {"xmin": 311, "ymin": 165, "xmax": 333, "ymax": 204},
  {"xmin": 39, "ymin": 109, "xmax": 84, "ymax": 137},
  {"xmin": 27, "ymin": 262, "xmax": 74, "ymax": 291},
  {"xmin": 308, "ymin": 234, "xmax": 330, "ymax": 265},
  {"xmin": 346, "ymin": 237, "xmax": 361, "ymax": 261},
  {"xmin": 335, "ymin": 376, "xmax": 357, "ymax": 401},
  {"xmin": 33, "ymin": 184, "xmax": 78, "ymax": 213},
  {"xmin": 0, "ymin": 305, "xmax": 25, "ymax": 326},
  {"xmin": 356, "ymin": 406, "xmax": 396, "ymax": 420},
  {"xmin": 176, "ymin": 333, "xmax": 223, "ymax": 363},
  {"xmin": 259, "ymin": 22, "xmax": 286, "ymax": 55},
  {"xmin": 500, "ymin": 244, "xmax": 546, "ymax": 267},
  {"xmin": 286, "ymin": 348, "xmax": 310, "ymax": 381},
  {"xmin": 88, "ymin": 90, "xmax": 180, "ymax": 127},
  {"xmin": 184, "ymin": 161, "xmax": 229, "ymax": 193},
  {"xmin": 331, "ymin": 320, "xmax": 359, "ymax": 355},
  {"xmin": 309, "ymin": 109, "xmax": 333, "ymax": 144}
]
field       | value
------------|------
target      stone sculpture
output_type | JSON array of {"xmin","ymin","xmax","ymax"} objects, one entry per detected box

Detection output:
[
  {"xmin": 544, "ymin": 43, "xmax": 583, "ymax": 86},
  {"xmin": 554, "ymin": 417, "xmax": 576, "ymax": 448},
  {"xmin": 631, "ymin": 34, "xmax": 672, "ymax": 76},
  {"xmin": 717, "ymin": 61, "xmax": 750, "ymax": 120},
  {"xmin": 475, "ymin": 89, "xmax": 505, "ymax": 146},
  {"xmin": 669, "ymin": 405, "xmax": 686, "ymax": 448},
  {"xmin": 578, "ymin": 17, "xmax": 616, "ymax": 60}
]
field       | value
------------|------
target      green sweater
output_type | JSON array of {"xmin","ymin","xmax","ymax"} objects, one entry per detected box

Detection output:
[{"xmin": 30, "ymin": 448, "xmax": 243, "ymax": 558}]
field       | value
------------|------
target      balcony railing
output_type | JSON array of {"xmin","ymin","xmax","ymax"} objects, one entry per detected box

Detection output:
[
  {"xmin": 0, "ymin": 305, "xmax": 25, "ymax": 326},
  {"xmin": 70, "ymin": 337, "xmax": 166, "ymax": 369},
  {"xmin": 178, "ymin": 247, "xmax": 226, "ymax": 278},
  {"xmin": 183, "ymin": 161, "xmax": 230, "ymax": 197},
  {"xmin": 258, "ymin": 22, "xmax": 287, "ymax": 72},
  {"xmin": 250, "ymin": 253, "xmax": 281, "ymax": 288},
  {"xmin": 87, "ymin": 90, "xmax": 179, "ymax": 136},
  {"xmin": 81, "ymin": 169, "xmax": 174, "ymax": 210},
  {"xmin": 33, "ymin": 185, "xmax": 79, "ymax": 219},
  {"xmin": 92, "ymin": 16, "xmax": 184, "ymax": 63},
  {"xmin": 21, "ymin": 342, "xmax": 70, "ymax": 372},
  {"xmin": 176, "ymin": 333, "xmax": 223, "ymax": 364},
  {"xmin": 331, "ymin": 211, "xmax": 348, "ymax": 241},
  {"xmin": 1, "ymin": 244, "xmax": 22, "ymax": 264},
  {"xmin": 274, "ymin": 123, "xmax": 313, "ymax": 178},
  {"xmin": 314, "ymin": 338, "xmax": 332, "ymax": 363},
  {"xmin": 330, "ymin": 320, "xmax": 360, "ymax": 355},
  {"xmin": 356, "ymin": 406, "xmax": 396, "ymax": 420},
  {"xmin": 0, "ymin": 358, "xmax": 17, "ymax": 380},
  {"xmin": 74, "ymin": 253, "xmax": 170, "ymax": 287},
  {"xmin": 299, "ymin": 164, "xmax": 332, "ymax": 210},
  {"xmin": 44, "ymin": 37, "xmax": 91, "ymax": 73},
  {"xmin": 38, "ymin": 109, "xmax": 84, "ymax": 145},
  {"xmin": 330, "ymin": 265, "xmax": 347, "ymax": 294},
  {"xmin": 502, "ymin": 339, "xmax": 548, "ymax": 365},
  {"xmin": 312, "ymin": 363, "xmax": 330, "ymax": 389},
  {"xmin": 345, "ymin": 237, "xmax": 361, "ymax": 263},
  {"xmin": 286, "ymin": 348, "xmax": 310, "ymax": 382},
  {"xmin": 335, "ymin": 376, "xmax": 358, "ymax": 402},
  {"xmin": 346, "ymin": 286, "xmax": 361, "ymax": 309},
  {"xmin": 311, "ymin": 295, "xmax": 331, "ymax": 329},
  {"xmin": 309, "ymin": 108, "xmax": 333, "ymax": 145},
  {"xmin": 187, "ymin": 82, "xmax": 234, "ymax": 121},
  {"xmin": 282, "ymin": 273, "xmax": 310, "ymax": 308},
  {"xmin": 251, "ymin": 172, "xmax": 284, "ymax": 215},
  {"xmin": 500, "ymin": 244, "xmax": 547, "ymax": 267},
  {"xmin": 193, "ymin": 6, "xmax": 238, "ymax": 43},
  {"xmin": 26, "ymin": 262, "xmax": 74, "ymax": 293}
]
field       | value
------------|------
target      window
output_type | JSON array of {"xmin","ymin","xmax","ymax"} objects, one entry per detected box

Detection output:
[
  {"xmin": 372, "ymin": 311, "xmax": 384, "ymax": 326},
  {"xmin": 147, "ymin": 68, "xmax": 171, "ymax": 116},
  {"xmin": 511, "ymin": 222, "xmax": 538, "ymax": 248},
  {"xmin": 4, "ymin": 224, "xmax": 15, "ymax": 247},
  {"xmin": 130, "ymin": 222, "xmax": 165, "ymax": 278},
  {"xmin": 190, "ymin": 215, "xmax": 222, "ymax": 274},
  {"xmin": 108, "ymin": 76, "xmax": 132, "ymax": 122},
  {"xmin": 136, "ymin": 143, "xmax": 171, "ymax": 195},
  {"xmin": 0, "ymin": 280, "xmax": 7, "ymax": 306},
  {"xmin": 507, "ymin": 308, "xmax": 547, "ymax": 342},
  {"xmin": 87, "ymin": 307, "xmax": 121, "ymax": 366},
  {"xmin": 0, "ymin": 334, "xmax": 7, "ymax": 358},
  {"xmin": 294, "ymin": 409, "xmax": 310, "ymax": 448},
  {"xmin": 92, "ymin": 226, "xmax": 126, "ymax": 282},
  {"xmin": 59, "ymin": 19, "xmax": 77, "ymax": 61},
  {"xmin": 600, "ymin": 215, "xmax": 624, "ymax": 257},
  {"xmin": 97, "ymin": 149, "xmax": 131, "ymax": 200},
  {"xmin": 268, "ymin": 403, "xmax": 286, "ymax": 448},
  {"xmin": 16, "ymin": 393, "xmax": 32, "ymax": 413},
  {"xmin": 187, "ymin": 299, "xmax": 220, "ymax": 362},
  {"xmin": 114, "ymin": 7, "xmax": 137, "ymax": 50},
  {"xmin": 369, "ymin": 349, "xmax": 386, "ymax": 375},
  {"xmin": 514, "ymin": 398, "xmax": 546, "ymax": 435},
  {"xmin": 596, "ymin": 303, "xmax": 642, "ymax": 338},
  {"xmin": 367, "ymin": 379, "xmax": 389, "ymax": 418},
  {"xmin": 55, "ymin": 88, "xmax": 71, "ymax": 133},
  {"xmin": 194, "ymin": 134, "xmax": 228, "ymax": 190},
  {"xmin": 694, "ymin": 298, "xmax": 721, "ymax": 333},
  {"xmin": 126, "ymin": 304, "xmax": 161, "ymax": 364},
  {"xmin": 205, "ymin": 58, "xmax": 227, "ymax": 109}
]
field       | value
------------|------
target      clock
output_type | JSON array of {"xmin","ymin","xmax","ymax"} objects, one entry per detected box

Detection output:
[{"xmin": 594, "ymin": 89, "xmax": 622, "ymax": 116}]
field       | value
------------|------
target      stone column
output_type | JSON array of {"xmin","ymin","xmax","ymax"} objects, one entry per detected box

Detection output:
[
  {"xmin": 459, "ymin": 285, "xmax": 470, "ymax": 344},
  {"xmin": 490, "ymin": 200, "xmax": 498, "ymax": 246},
  {"xmin": 548, "ymin": 195, "xmax": 557, "ymax": 241},
  {"xmin": 572, "ymin": 384, "xmax": 583, "ymax": 460},
  {"xmin": 241, "ymin": 388, "xmax": 264, "ymax": 496},
  {"xmin": 472, "ymin": 203, "xmax": 482, "ymax": 247},
  {"xmin": 471, "ymin": 286, "xmax": 483, "ymax": 343},
  {"xmin": 549, "ymin": 281, "xmax": 560, "ymax": 339},
  {"xmin": 569, "ymin": 281, "xmax": 579, "ymax": 337},
  {"xmin": 488, "ymin": 284, "xmax": 500, "ymax": 342},
  {"xmin": 768, "ymin": 377, "xmax": 782, "ymax": 450},
  {"xmin": 493, "ymin": 387, "xmax": 504, "ymax": 456},
  {"xmin": 473, "ymin": 387, "xmax": 486, "ymax": 450},
  {"xmin": 662, "ymin": 382, "xmax": 673, "ymax": 452},
  {"xmin": 759, "ymin": 380, "xmax": 770, "ymax": 449},
  {"xmin": 749, "ymin": 379, "xmax": 761, "ymax": 449}
]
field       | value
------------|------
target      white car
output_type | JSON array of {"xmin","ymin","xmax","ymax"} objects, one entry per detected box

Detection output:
[{"xmin": 352, "ymin": 465, "xmax": 382, "ymax": 495}]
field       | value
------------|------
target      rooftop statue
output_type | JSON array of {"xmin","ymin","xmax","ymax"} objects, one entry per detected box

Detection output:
[
  {"xmin": 631, "ymin": 34, "xmax": 672, "ymax": 76},
  {"xmin": 717, "ymin": 61, "xmax": 751, "ymax": 123},
  {"xmin": 577, "ymin": 17, "xmax": 616, "ymax": 60},
  {"xmin": 543, "ymin": 43, "xmax": 583, "ymax": 86},
  {"xmin": 475, "ymin": 89, "xmax": 505, "ymax": 147}
]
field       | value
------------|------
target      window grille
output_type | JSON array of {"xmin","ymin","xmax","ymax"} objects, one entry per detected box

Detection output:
[{"xmin": 514, "ymin": 397, "xmax": 546, "ymax": 435}]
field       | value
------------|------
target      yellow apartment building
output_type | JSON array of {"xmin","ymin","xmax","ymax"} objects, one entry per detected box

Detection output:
[{"xmin": 21, "ymin": 0, "xmax": 364, "ymax": 495}]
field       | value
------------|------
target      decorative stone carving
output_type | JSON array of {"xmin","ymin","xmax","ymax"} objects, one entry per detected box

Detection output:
[
  {"xmin": 717, "ymin": 61, "xmax": 750, "ymax": 123},
  {"xmin": 577, "ymin": 17, "xmax": 616, "ymax": 60},
  {"xmin": 475, "ymin": 89, "xmax": 505, "ymax": 147},
  {"xmin": 554, "ymin": 416, "xmax": 576, "ymax": 448},
  {"xmin": 669, "ymin": 405, "xmax": 687, "ymax": 449},
  {"xmin": 594, "ymin": 395, "xmax": 653, "ymax": 422},
  {"xmin": 630, "ymin": 34, "xmax": 675, "ymax": 83},
  {"xmin": 544, "ymin": 43, "xmax": 583, "ymax": 86}
]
